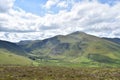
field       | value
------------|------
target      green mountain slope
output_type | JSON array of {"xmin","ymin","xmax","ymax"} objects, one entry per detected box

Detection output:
[
  {"xmin": 18, "ymin": 32, "xmax": 120, "ymax": 67},
  {"xmin": 0, "ymin": 40, "xmax": 27, "ymax": 56},
  {"xmin": 0, "ymin": 40, "xmax": 34, "ymax": 65}
]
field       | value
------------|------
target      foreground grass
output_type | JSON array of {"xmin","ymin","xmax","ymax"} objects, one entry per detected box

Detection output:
[{"xmin": 0, "ymin": 66, "xmax": 120, "ymax": 80}]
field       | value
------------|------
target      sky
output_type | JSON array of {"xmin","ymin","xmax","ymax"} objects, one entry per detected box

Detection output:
[{"xmin": 0, "ymin": 0, "xmax": 120, "ymax": 42}]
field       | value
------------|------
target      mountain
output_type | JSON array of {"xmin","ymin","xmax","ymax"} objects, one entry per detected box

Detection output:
[
  {"xmin": 0, "ymin": 40, "xmax": 34, "ymax": 65},
  {"xmin": 103, "ymin": 38, "xmax": 120, "ymax": 45},
  {"xmin": 0, "ymin": 40, "xmax": 27, "ymax": 56},
  {"xmin": 18, "ymin": 31, "xmax": 120, "ymax": 67}
]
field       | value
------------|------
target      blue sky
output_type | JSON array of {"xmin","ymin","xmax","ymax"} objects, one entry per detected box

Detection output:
[
  {"xmin": 14, "ymin": 0, "xmax": 118, "ymax": 16},
  {"xmin": 14, "ymin": 0, "xmax": 47, "ymax": 16},
  {"xmin": 0, "ymin": 0, "xmax": 120, "ymax": 42},
  {"xmin": 14, "ymin": 0, "xmax": 74, "ymax": 16}
]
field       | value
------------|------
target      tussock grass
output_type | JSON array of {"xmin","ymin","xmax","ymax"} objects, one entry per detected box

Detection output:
[{"xmin": 0, "ymin": 66, "xmax": 120, "ymax": 80}]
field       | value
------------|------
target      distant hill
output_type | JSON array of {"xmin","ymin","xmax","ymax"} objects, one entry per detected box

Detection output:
[
  {"xmin": 103, "ymin": 38, "xmax": 120, "ymax": 45},
  {"xmin": 0, "ymin": 40, "xmax": 27, "ymax": 56},
  {"xmin": 0, "ymin": 40, "xmax": 34, "ymax": 65},
  {"xmin": 18, "ymin": 31, "xmax": 120, "ymax": 67}
]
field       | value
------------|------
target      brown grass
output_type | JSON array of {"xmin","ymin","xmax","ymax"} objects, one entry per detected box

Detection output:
[{"xmin": 0, "ymin": 66, "xmax": 120, "ymax": 80}]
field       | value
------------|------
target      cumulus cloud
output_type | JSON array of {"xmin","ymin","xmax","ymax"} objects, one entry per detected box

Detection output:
[
  {"xmin": 43, "ymin": 0, "xmax": 59, "ymax": 9},
  {"xmin": 0, "ymin": 8, "xmax": 42, "ymax": 32},
  {"xmin": 57, "ymin": 1, "xmax": 68, "ymax": 8},
  {"xmin": 0, "ymin": 0, "xmax": 120, "ymax": 42},
  {"xmin": 0, "ymin": 0, "xmax": 15, "ymax": 13}
]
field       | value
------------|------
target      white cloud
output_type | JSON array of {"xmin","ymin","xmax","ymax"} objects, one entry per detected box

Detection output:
[
  {"xmin": 57, "ymin": 1, "xmax": 68, "ymax": 8},
  {"xmin": 43, "ymin": 0, "xmax": 59, "ymax": 9},
  {"xmin": 0, "ymin": 0, "xmax": 15, "ymax": 13},
  {"xmin": 0, "ymin": 0, "xmax": 120, "ymax": 42},
  {"xmin": 0, "ymin": 8, "xmax": 42, "ymax": 32}
]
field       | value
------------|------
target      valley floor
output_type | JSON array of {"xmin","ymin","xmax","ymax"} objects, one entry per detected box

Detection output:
[{"xmin": 0, "ymin": 66, "xmax": 120, "ymax": 80}]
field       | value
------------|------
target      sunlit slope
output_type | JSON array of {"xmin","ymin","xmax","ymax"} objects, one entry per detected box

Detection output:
[
  {"xmin": 0, "ymin": 49, "xmax": 34, "ymax": 65},
  {"xmin": 0, "ymin": 40, "xmax": 35, "ymax": 65}
]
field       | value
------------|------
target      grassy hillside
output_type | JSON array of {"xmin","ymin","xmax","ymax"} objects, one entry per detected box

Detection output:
[
  {"xmin": 0, "ymin": 40, "xmax": 37, "ymax": 66},
  {"xmin": 0, "ymin": 40, "xmax": 27, "ymax": 56},
  {"xmin": 0, "ymin": 48, "xmax": 34, "ymax": 65},
  {"xmin": 17, "ymin": 32, "xmax": 120, "ymax": 67}
]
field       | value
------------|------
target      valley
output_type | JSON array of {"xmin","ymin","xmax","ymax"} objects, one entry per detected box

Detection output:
[{"xmin": 0, "ymin": 31, "xmax": 120, "ymax": 67}]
